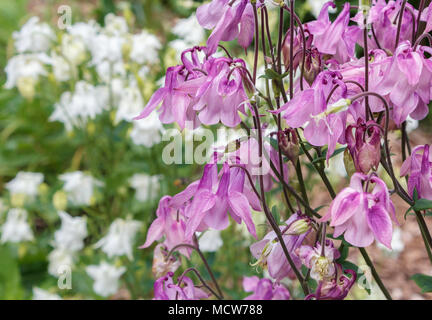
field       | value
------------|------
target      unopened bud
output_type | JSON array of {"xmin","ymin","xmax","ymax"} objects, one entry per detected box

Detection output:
[
  {"xmin": 278, "ymin": 129, "xmax": 299, "ymax": 164},
  {"xmin": 285, "ymin": 217, "xmax": 311, "ymax": 236}
]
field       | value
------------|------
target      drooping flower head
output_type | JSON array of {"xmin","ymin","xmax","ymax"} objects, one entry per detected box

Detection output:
[
  {"xmin": 320, "ymin": 173, "xmax": 397, "ymax": 249},
  {"xmin": 401, "ymin": 144, "xmax": 432, "ymax": 200}
]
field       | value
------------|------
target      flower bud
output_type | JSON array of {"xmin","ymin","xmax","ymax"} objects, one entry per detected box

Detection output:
[
  {"xmin": 346, "ymin": 120, "xmax": 382, "ymax": 174},
  {"xmin": 53, "ymin": 191, "xmax": 68, "ymax": 211},
  {"xmin": 285, "ymin": 217, "xmax": 311, "ymax": 236},
  {"xmin": 278, "ymin": 128, "xmax": 299, "ymax": 164},
  {"xmin": 282, "ymin": 29, "xmax": 302, "ymax": 70},
  {"xmin": 303, "ymin": 48, "xmax": 322, "ymax": 86}
]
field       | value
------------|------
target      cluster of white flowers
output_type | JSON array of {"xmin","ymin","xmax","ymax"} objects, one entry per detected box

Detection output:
[
  {"xmin": 86, "ymin": 261, "xmax": 126, "ymax": 297},
  {"xmin": 5, "ymin": 14, "xmax": 165, "ymax": 148},
  {"xmin": 1, "ymin": 208, "xmax": 34, "ymax": 244},
  {"xmin": 169, "ymin": 14, "xmax": 205, "ymax": 57},
  {"xmin": 5, "ymin": 171, "xmax": 44, "ymax": 200},
  {"xmin": 48, "ymin": 211, "xmax": 87, "ymax": 276}
]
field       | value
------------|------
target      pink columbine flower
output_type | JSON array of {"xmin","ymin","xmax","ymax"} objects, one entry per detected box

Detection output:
[
  {"xmin": 250, "ymin": 213, "xmax": 310, "ymax": 281},
  {"xmin": 154, "ymin": 272, "xmax": 209, "ymax": 300},
  {"xmin": 297, "ymin": 240, "xmax": 340, "ymax": 282},
  {"xmin": 401, "ymin": 144, "xmax": 432, "ymax": 200},
  {"xmin": 306, "ymin": 2, "xmax": 360, "ymax": 64},
  {"xmin": 242, "ymin": 276, "xmax": 290, "ymax": 300},
  {"xmin": 140, "ymin": 188, "xmax": 198, "ymax": 257},
  {"xmin": 271, "ymin": 71, "xmax": 350, "ymax": 161},
  {"xmin": 376, "ymin": 41, "xmax": 432, "ymax": 126},
  {"xmin": 320, "ymin": 173, "xmax": 397, "ymax": 249},
  {"xmin": 185, "ymin": 162, "xmax": 257, "ymax": 239},
  {"xmin": 346, "ymin": 119, "xmax": 382, "ymax": 174},
  {"xmin": 135, "ymin": 47, "xmax": 250, "ymax": 128},
  {"xmin": 352, "ymin": 0, "xmax": 418, "ymax": 52},
  {"xmin": 197, "ymin": 0, "xmax": 255, "ymax": 54}
]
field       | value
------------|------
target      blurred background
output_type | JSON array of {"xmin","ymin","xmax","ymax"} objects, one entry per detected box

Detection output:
[{"xmin": 0, "ymin": 0, "xmax": 431, "ymax": 300}]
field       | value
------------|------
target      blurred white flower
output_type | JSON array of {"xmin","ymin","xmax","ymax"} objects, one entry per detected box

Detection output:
[
  {"xmin": 172, "ymin": 14, "xmax": 205, "ymax": 45},
  {"xmin": 198, "ymin": 229, "xmax": 223, "ymax": 252},
  {"xmin": 13, "ymin": 17, "xmax": 55, "ymax": 53},
  {"xmin": 377, "ymin": 227, "xmax": 405, "ymax": 257},
  {"xmin": 67, "ymin": 20, "xmax": 100, "ymax": 49},
  {"xmin": 130, "ymin": 31, "xmax": 161, "ymax": 65},
  {"xmin": 32, "ymin": 287, "xmax": 62, "ymax": 300},
  {"xmin": 168, "ymin": 39, "xmax": 191, "ymax": 58},
  {"xmin": 307, "ymin": 0, "xmax": 336, "ymax": 18},
  {"xmin": 325, "ymin": 149, "xmax": 347, "ymax": 178},
  {"xmin": 47, "ymin": 247, "xmax": 75, "ymax": 277},
  {"xmin": 91, "ymin": 34, "xmax": 125, "ymax": 66},
  {"xmin": 49, "ymin": 52, "xmax": 72, "ymax": 82},
  {"xmin": 116, "ymin": 83, "xmax": 144, "ymax": 123},
  {"xmin": 129, "ymin": 173, "xmax": 160, "ymax": 202},
  {"xmin": 86, "ymin": 262, "xmax": 126, "ymax": 297},
  {"xmin": 54, "ymin": 211, "xmax": 88, "ymax": 252},
  {"xmin": 104, "ymin": 13, "xmax": 128, "ymax": 36},
  {"xmin": 130, "ymin": 112, "xmax": 164, "ymax": 147},
  {"xmin": 49, "ymin": 81, "xmax": 109, "ymax": 131},
  {"xmin": 406, "ymin": 116, "xmax": 419, "ymax": 133},
  {"xmin": 94, "ymin": 218, "xmax": 142, "ymax": 260},
  {"xmin": 5, "ymin": 171, "xmax": 44, "ymax": 199},
  {"xmin": 1, "ymin": 208, "xmax": 34, "ymax": 243},
  {"xmin": 59, "ymin": 171, "xmax": 103, "ymax": 206},
  {"xmin": 61, "ymin": 34, "xmax": 87, "ymax": 66},
  {"xmin": 4, "ymin": 53, "xmax": 48, "ymax": 90}
]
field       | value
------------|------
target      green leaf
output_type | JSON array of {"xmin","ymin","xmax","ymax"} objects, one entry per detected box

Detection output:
[
  {"xmin": 0, "ymin": 246, "xmax": 24, "ymax": 299},
  {"xmin": 411, "ymin": 274, "xmax": 432, "ymax": 293},
  {"xmin": 413, "ymin": 198, "xmax": 432, "ymax": 211},
  {"xmin": 271, "ymin": 205, "xmax": 281, "ymax": 224}
]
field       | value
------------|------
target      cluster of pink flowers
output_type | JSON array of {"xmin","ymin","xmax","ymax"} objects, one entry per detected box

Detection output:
[{"xmin": 138, "ymin": 0, "xmax": 432, "ymax": 301}]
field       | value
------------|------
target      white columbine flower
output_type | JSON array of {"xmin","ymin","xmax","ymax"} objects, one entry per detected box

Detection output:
[
  {"xmin": 130, "ymin": 112, "xmax": 164, "ymax": 147},
  {"xmin": 94, "ymin": 218, "xmax": 142, "ymax": 260},
  {"xmin": 49, "ymin": 52, "xmax": 72, "ymax": 82},
  {"xmin": 13, "ymin": 16, "xmax": 55, "ymax": 53},
  {"xmin": 54, "ymin": 211, "xmax": 88, "ymax": 252},
  {"xmin": 198, "ymin": 229, "xmax": 223, "ymax": 252},
  {"xmin": 61, "ymin": 33, "xmax": 87, "ymax": 66},
  {"xmin": 5, "ymin": 171, "xmax": 44, "ymax": 199},
  {"xmin": 104, "ymin": 13, "xmax": 128, "ymax": 36},
  {"xmin": 4, "ymin": 53, "xmax": 48, "ymax": 90},
  {"xmin": 129, "ymin": 173, "xmax": 160, "ymax": 202},
  {"xmin": 1, "ymin": 208, "xmax": 34, "ymax": 243},
  {"xmin": 172, "ymin": 14, "xmax": 205, "ymax": 45},
  {"xmin": 47, "ymin": 247, "xmax": 75, "ymax": 277},
  {"xmin": 115, "ymin": 83, "xmax": 144, "ymax": 123},
  {"xmin": 32, "ymin": 287, "xmax": 62, "ymax": 300},
  {"xmin": 86, "ymin": 262, "xmax": 126, "ymax": 297},
  {"xmin": 59, "ymin": 171, "xmax": 103, "ymax": 206},
  {"xmin": 130, "ymin": 31, "xmax": 161, "ymax": 65},
  {"xmin": 49, "ymin": 82, "xmax": 109, "ymax": 131},
  {"xmin": 67, "ymin": 20, "xmax": 100, "ymax": 49}
]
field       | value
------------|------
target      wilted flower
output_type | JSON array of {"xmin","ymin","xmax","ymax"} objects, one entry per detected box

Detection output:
[
  {"xmin": 305, "ymin": 267, "xmax": 357, "ymax": 300},
  {"xmin": 152, "ymin": 244, "xmax": 181, "ymax": 278},
  {"xmin": 1, "ymin": 208, "xmax": 34, "ymax": 243},
  {"xmin": 86, "ymin": 262, "xmax": 126, "ymax": 297},
  {"xmin": 298, "ymin": 240, "xmax": 340, "ymax": 281}
]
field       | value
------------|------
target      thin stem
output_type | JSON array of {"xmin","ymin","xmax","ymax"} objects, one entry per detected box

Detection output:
[
  {"xmin": 395, "ymin": 0, "xmax": 407, "ymax": 49},
  {"xmin": 359, "ymin": 248, "xmax": 393, "ymax": 300},
  {"xmin": 166, "ymin": 243, "xmax": 224, "ymax": 299},
  {"xmin": 178, "ymin": 268, "xmax": 223, "ymax": 300}
]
